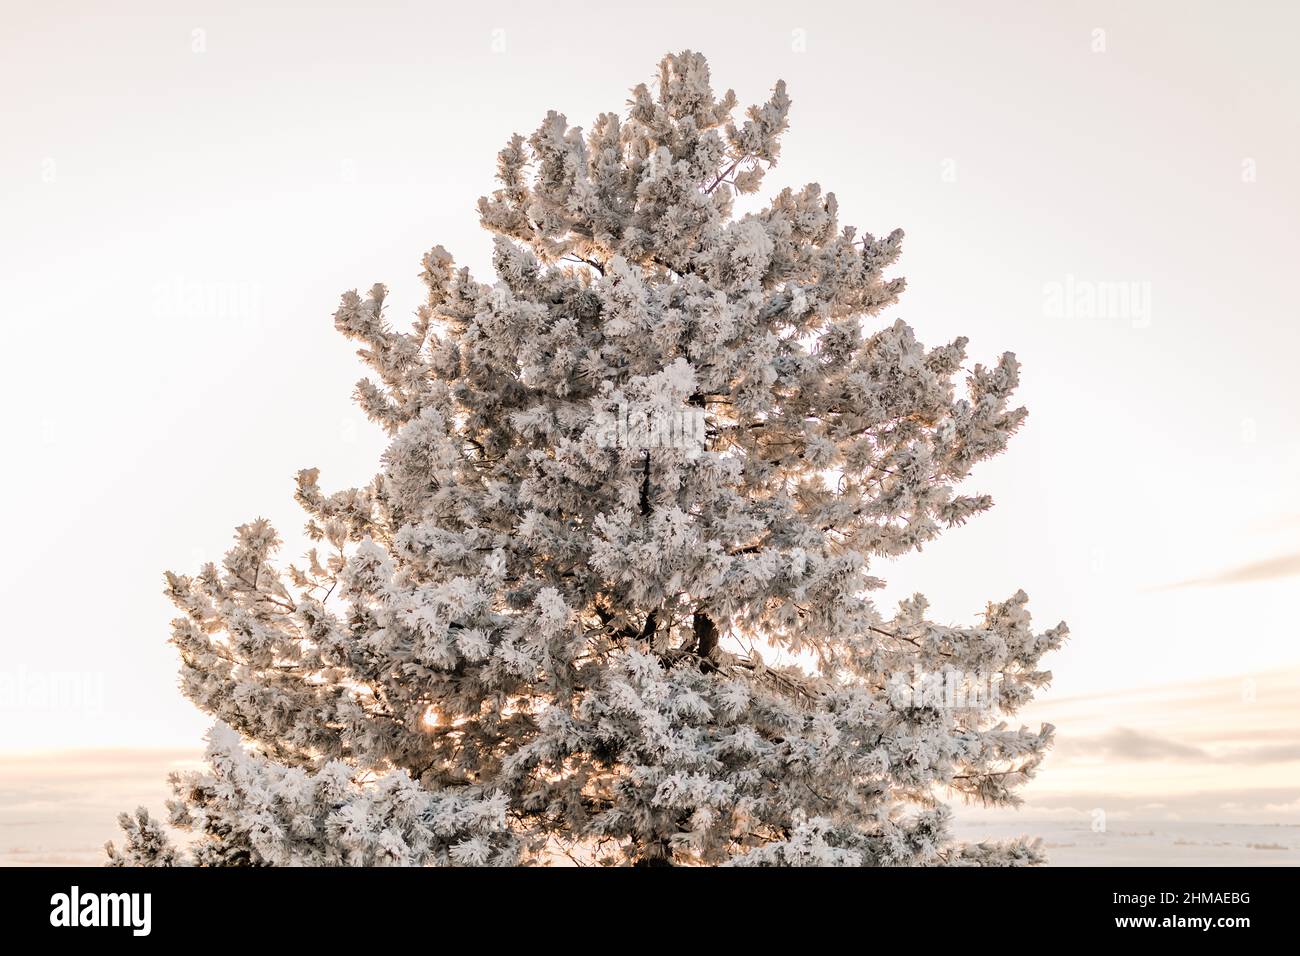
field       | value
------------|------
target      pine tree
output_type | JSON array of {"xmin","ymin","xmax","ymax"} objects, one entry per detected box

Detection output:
[{"xmin": 109, "ymin": 51, "xmax": 1066, "ymax": 867}]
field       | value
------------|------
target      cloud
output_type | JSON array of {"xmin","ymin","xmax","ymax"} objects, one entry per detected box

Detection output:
[
  {"xmin": 1218, "ymin": 743, "xmax": 1300, "ymax": 766},
  {"xmin": 958, "ymin": 787, "xmax": 1300, "ymax": 823},
  {"xmin": 1059, "ymin": 728, "xmax": 1300, "ymax": 766},
  {"xmin": 1156, "ymin": 552, "xmax": 1300, "ymax": 590},
  {"xmin": 1061, "ymin": 727, "xmax": 1206, "ymax": 761},
  {"xmin": 1247, "ymin": 514, "xmax": 1300, "ymax": 533}
]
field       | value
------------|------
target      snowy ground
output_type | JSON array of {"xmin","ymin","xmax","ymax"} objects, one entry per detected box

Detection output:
[{"xmin": 951, "ymin": 816, "xmax": 1300, "ymax": 866}]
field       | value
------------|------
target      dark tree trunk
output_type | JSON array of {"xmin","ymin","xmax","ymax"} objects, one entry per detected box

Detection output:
[{"xmin": 693, "ymin": 612, "xmax": 718, "ymax": 670}]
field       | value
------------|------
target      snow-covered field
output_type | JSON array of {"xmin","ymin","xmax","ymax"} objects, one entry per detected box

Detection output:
[{"xmin": 951, "ymin": 817, "xmax": 1300, "ymax": 867}]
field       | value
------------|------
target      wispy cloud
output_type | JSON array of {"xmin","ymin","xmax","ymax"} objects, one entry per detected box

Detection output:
[
  {"xmin": 1155, "ymin": 552, "xmax": 1300, "ymax": 590},
  {"xmin": 960, "ymin": 785, "xmax": 1300, "ymax": 823},
  {"xmin": 1060, "ymin": 727, "xmax": 1205, "ymax": 761},
  {"xmin": 1246, "ymin": 514, "xmax": 1300, "ymax": 533},
  {"xmin": 1058, "ymin": 728, "xmax": 1300, "ymax": 766},
  {"xmin": 1221, "ymin": 743, "xmax": 1300, "ymax": 766},
  {"xmin": 1006, "ymin": 667, "xmax": 1300, "ymax": 827}
]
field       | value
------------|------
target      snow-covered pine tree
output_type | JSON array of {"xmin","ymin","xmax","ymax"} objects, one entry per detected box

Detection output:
[{"xmin": 108, "ymin": 51, "xmax": 1066, "ymax": 868}]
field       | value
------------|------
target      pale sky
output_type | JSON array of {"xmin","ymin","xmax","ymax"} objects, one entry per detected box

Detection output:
[{"xmin": 2, "ymin": 0, "xmax": 1298, "ymax": 853}]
